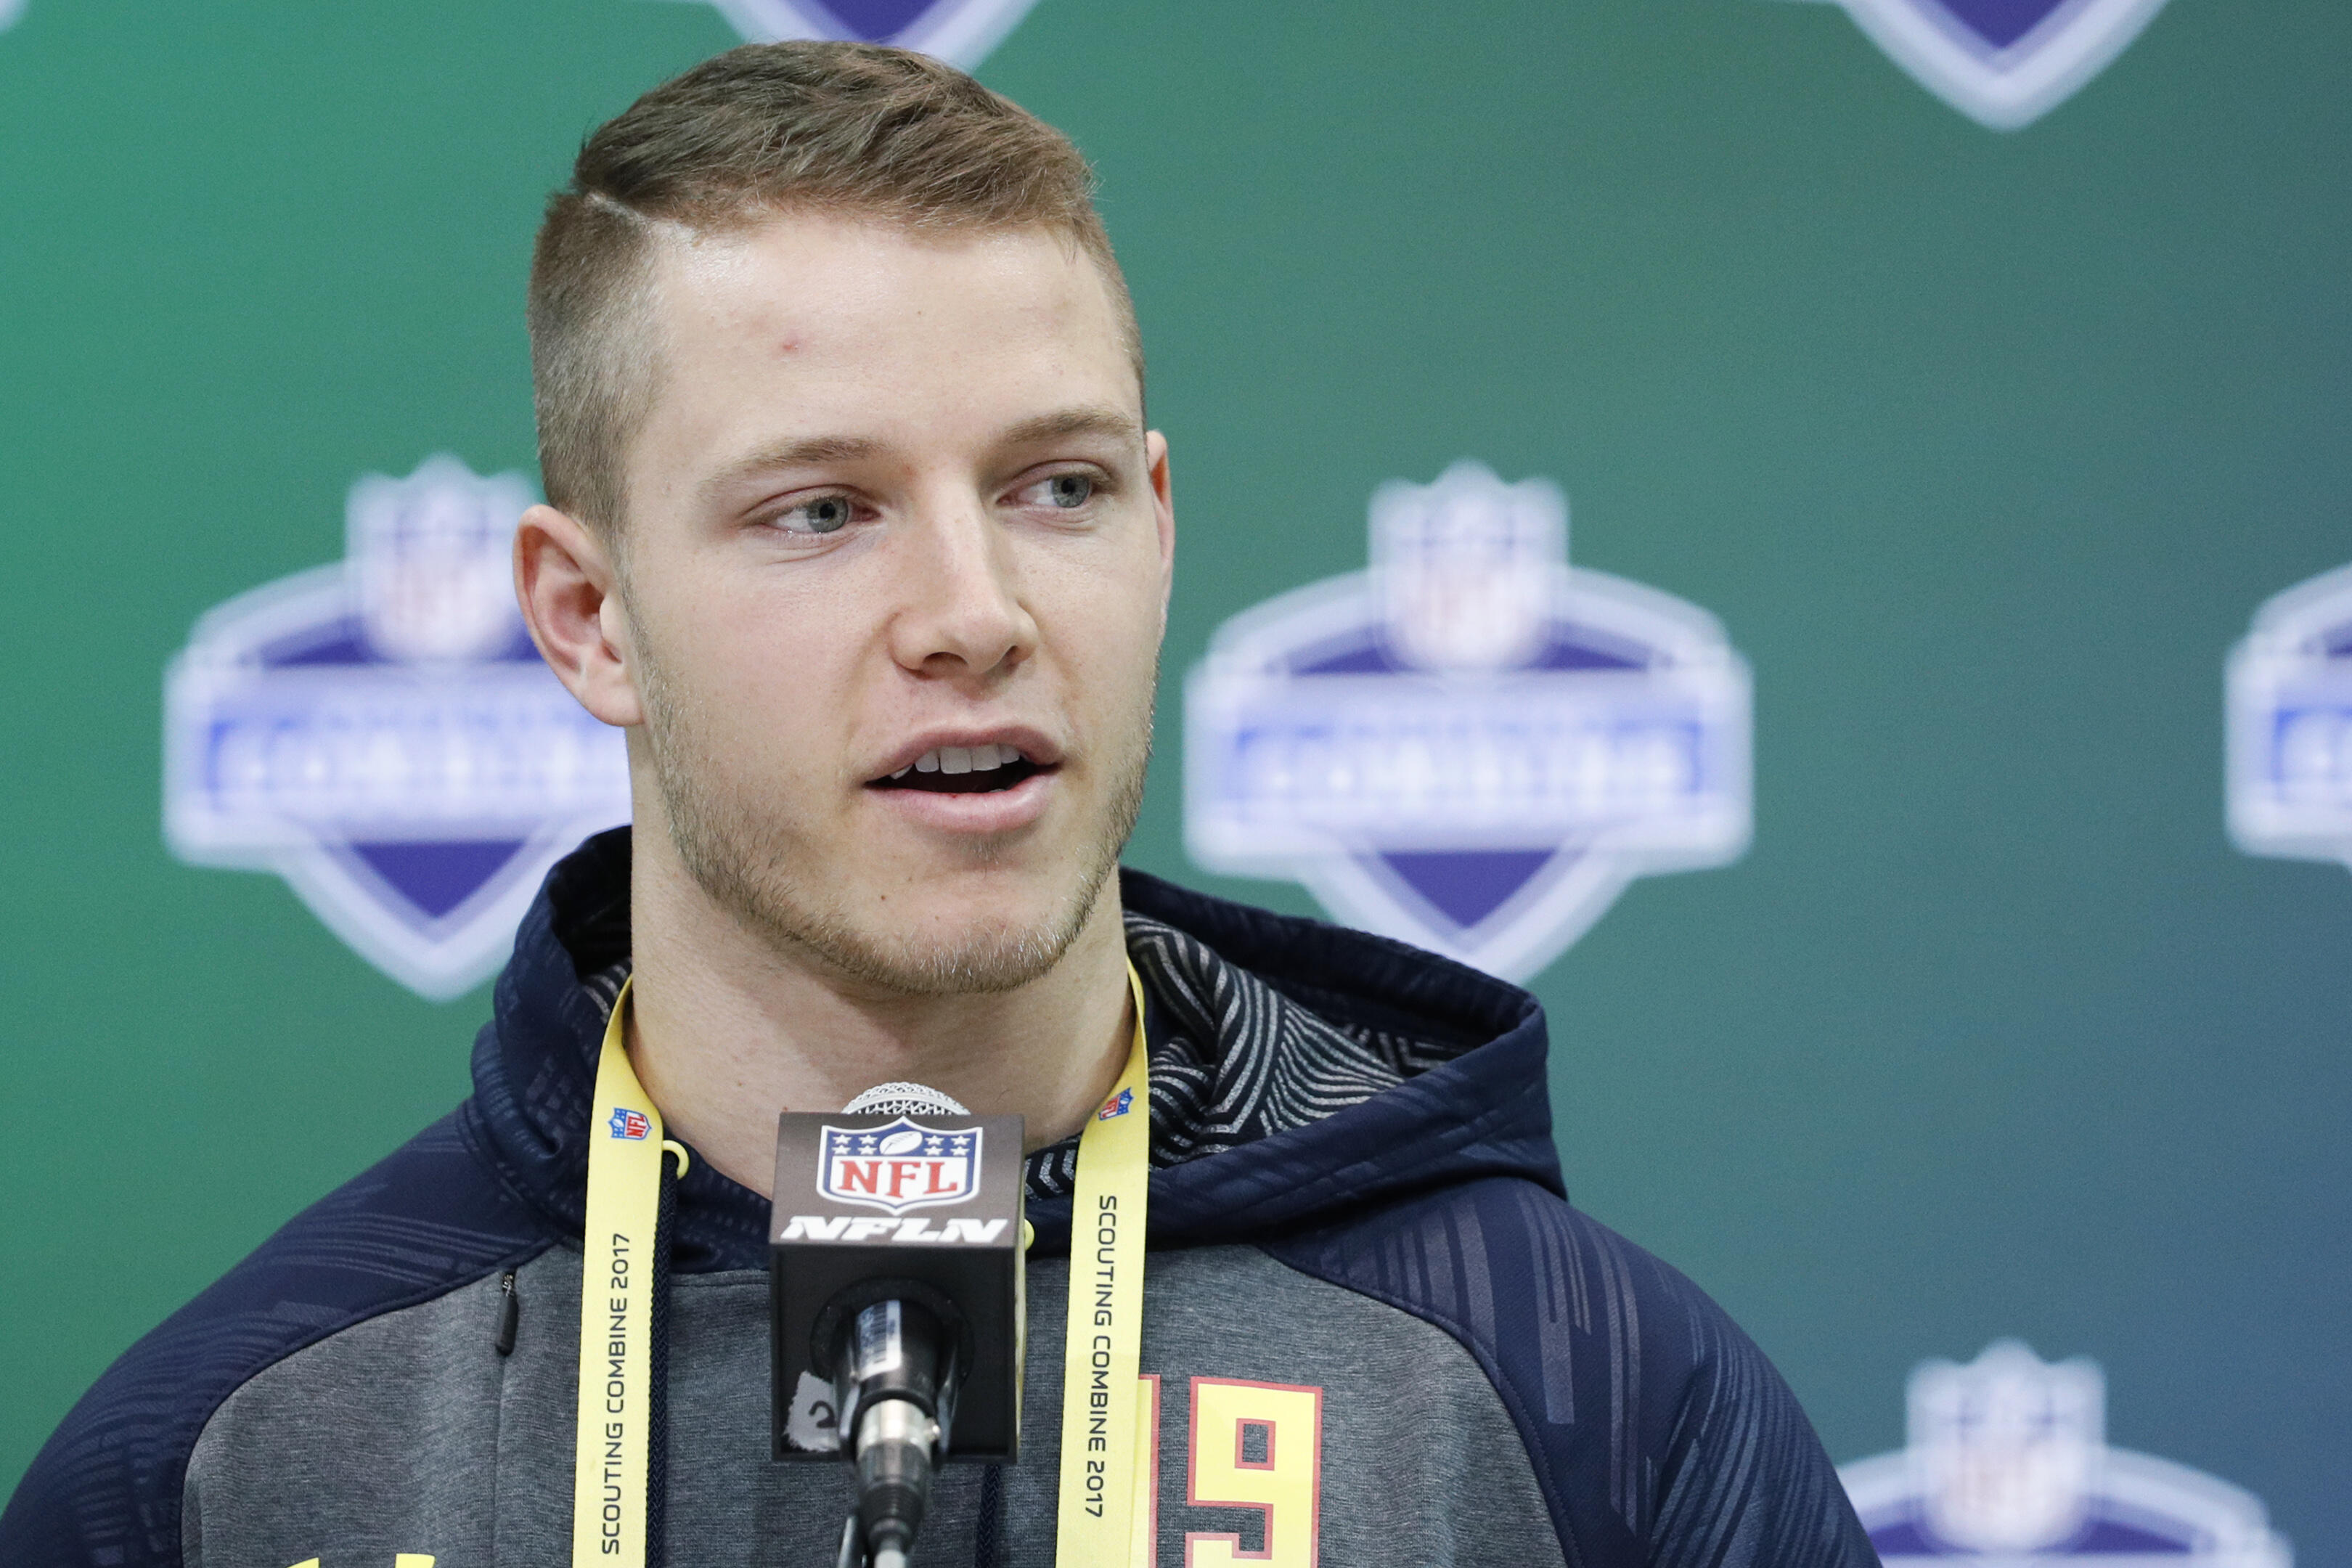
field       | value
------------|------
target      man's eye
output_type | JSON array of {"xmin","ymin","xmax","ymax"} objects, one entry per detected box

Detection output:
[
  {"xmin": 1022, "ymin": 473, "xmax": 1095, "ymax": 510},
  {"xmin": 777, "ymin": 495, "xmax": 854, "ymax": 535}
]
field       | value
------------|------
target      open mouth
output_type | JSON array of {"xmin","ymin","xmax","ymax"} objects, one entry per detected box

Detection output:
[{"xmin": 867, "ymin": 743, "xmax": 1050, "ymax": 796}]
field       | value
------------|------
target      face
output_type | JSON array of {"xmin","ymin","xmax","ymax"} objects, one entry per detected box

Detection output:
[{"xmin": 556, "ymin": 216, "xmax": 1170, "ymax": 995}]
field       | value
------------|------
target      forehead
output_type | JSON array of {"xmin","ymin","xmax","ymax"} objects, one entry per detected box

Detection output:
[{"xmin": 634, "ymin": 215, "xmax": 1140, "ymax": 467}]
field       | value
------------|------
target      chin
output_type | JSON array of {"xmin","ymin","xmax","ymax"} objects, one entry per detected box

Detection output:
[
  {"xmin": 701, "ymin": 840, "xmax": 1110, "ymax": 997},
  {"xmin": 825, "ymin": 904, "xmax": 1095, "ymax": 996}
]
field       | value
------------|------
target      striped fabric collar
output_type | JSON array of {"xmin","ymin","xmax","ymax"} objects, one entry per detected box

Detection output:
[
  {"xmin": 1021, "ymin": 911, "xmax": 1474, "ymax": 1196},
  {"xmin": 570, "ymin": 907, "xmax": 1476, "ymax": 1206}
]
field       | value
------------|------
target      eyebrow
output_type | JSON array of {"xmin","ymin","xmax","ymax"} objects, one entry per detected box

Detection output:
[
  {"xmin": 701, "ymin": 434, "xmax": 883, "ymax": 498},
  {"xmin": 701, "ymin": 405, "xmax": 1144, "ymax": 499},
  {"xmin": 994, "ymin": 405, "xmax": 1145, "ymax": 449}
]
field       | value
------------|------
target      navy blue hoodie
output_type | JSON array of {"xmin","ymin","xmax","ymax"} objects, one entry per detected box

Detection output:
[{"xmin": 1, "ymin": 830, "xmax": 1877, "ymax": 1567}]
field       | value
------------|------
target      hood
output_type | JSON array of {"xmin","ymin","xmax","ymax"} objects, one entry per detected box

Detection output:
[{"xmin": 462, "ymin": 828, "xmax": 1562, "ymax": 1267}]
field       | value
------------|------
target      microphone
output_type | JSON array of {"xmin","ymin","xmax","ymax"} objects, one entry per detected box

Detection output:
[{"xmin": 771, "ymin": 1082, "xmax": 1025, "ymax": 1568}]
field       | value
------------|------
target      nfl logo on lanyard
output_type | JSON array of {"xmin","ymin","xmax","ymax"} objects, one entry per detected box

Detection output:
[
  {"xmin": 682, "ymin": 0, "xmax": 1042, "ymax": 68},
  {"xmin": 163, "ymin": 456, "xmax": 631, "ymax": 1000},
  {"xmin": 1185, "ymin": 461, "xmax": 1751, "ymax": 983},
  {"xmin": 1784, "ymin": 0, "xmax": 2173, "ymax": 129}
]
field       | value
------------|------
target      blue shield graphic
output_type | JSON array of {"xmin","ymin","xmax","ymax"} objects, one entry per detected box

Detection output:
[
  {"xmin": 685, "ymin": 0, "xmax": 1041, "ymax": 66},
  {"xmin": 163, "ymin": 455, "xmax": 632, "ymax": 1000},
  {"xmin": 818, "ymin": 1119, "xmax": 981, "ymax": 1215},
  {"xmin": 2227, "ymin": 560, "xmax": 2352, "ymax": 875},
  {"xmin": 1185, "ymin": 462, "xmax": 1751, "ymax": 982},
  {"xmin": 1796, "ymin": 0, "xmax": 2171, "ymax": 128},
  {"xmin": 1839, "ymin": 1341, "xmax": 2292, "ymax": 1563}
]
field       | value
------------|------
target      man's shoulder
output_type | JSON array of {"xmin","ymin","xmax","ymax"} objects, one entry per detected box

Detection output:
[
  {"xmin": 1260, "ymin": 1174, "xmax": 1744, "ymax": 1441},
  {"xmin": 1264, "ymin": 1175, "xmax": 1879, "ymax": 1568},
  {"xmin": 0, "ymin": 1107, "xmax": 553, "ymax": 1568}
]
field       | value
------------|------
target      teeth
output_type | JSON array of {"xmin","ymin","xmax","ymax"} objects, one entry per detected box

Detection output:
[{"xmin": 897, "ymin": 744, "xmax": 1025, "ymax": 779}]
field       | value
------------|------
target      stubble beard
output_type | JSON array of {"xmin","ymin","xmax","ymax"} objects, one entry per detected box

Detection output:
[{"xmin": 634, "ymin": 636, "xmax": 1151, "ymax": 997}]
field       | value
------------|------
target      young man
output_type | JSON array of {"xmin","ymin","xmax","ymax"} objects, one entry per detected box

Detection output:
[{"xmin": 3, "ymin": 43, "xmax": 1879, "ymax": 1568}]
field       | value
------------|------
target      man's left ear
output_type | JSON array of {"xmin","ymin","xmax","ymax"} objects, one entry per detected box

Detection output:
[
  {"xmin": 514, "ymin": 504, "xmax": 645, "ymax": 728},
  {"xmin": 1146, "ymin": 430, "xmax": 1175, "ymax": 613}
]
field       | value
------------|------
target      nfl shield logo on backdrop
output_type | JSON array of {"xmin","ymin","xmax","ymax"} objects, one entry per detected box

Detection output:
[
  {"xmin": 163, "ymin": 455, "xmax": 632, "ymax": 1000},
  {"xmin": 682, "ymin": 0, "xmax": 1040, "ymax": 67},
  {"xmin": 1785, "ymin": 0, "xmax": 2171, "ymax": 128},
  {"xmin": 1184, "ymin": 461, "xmax": 1751, "ymax": 982},
  {"xmin": 820, "ymin": 1119, "xmax": 981, "ymax": 1215},
  {"xmin": 1840, "ymin": 1340, "xmax": 2292, "ymax": 1563},
  {"xmin": 2226, "ymin": 560, "xmax": 2352, "ymax": 875}
]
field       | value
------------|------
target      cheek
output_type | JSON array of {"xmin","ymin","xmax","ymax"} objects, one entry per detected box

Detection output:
[
  {"xmin": 1039, "ymin": 555, "xmax": 1164, "ymax": 714},
  {"xmin": 653, "ymin": 576, "xmax": 846, "ymax": 744}
]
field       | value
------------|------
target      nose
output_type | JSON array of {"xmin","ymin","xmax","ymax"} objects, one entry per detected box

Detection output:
[{"xmin": 883, "ymin": 489, "xmax": 1038, "ymax": 685}]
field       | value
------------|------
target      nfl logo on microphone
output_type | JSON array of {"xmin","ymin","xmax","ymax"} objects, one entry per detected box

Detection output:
[
  {"xmin": 1185, "ymin": 461, "xmax": 1750, "ymax": 981},
  {"xmin": 820, "ymin": 1120, "xmax": 981, "ymax": 1215}
]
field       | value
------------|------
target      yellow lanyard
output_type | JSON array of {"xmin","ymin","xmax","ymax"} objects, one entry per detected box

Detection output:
[
  {"xmin": 1054, "ymin": 965, "xmax": 1153, "ymax": 1566},
  {"xmin": 570, "ymin": 968, "xmax": 1153, "ymax": 1567},
  {"xmin": 571, "ymin": 978, "xmax": 685, "ymax": 1568}
]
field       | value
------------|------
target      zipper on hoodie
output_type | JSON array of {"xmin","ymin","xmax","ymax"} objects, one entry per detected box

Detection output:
[{"xmin": 494, "ymin": 1271, "xmax": 519, "ymax": 1357}]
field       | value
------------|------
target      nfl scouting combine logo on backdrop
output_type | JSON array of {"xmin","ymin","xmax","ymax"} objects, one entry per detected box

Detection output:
[
  {"xmin": 820, "ymin": 1120, "xmax": 981, "ymax": 1214},
  {"xmin": 675, "ymin": 0, "xmax": 1039, "ymax": 65},
  {"xmin": 1774, "ymin": 0, "xmax": 2170, "ymax": 128},
  {"xmin": 163, "ymin": 456, "xmax": 631, "ymax": 1000},
  {"xmin": 2227, "ymin": 560, "xmax": 2352, "ymax": 875},
  {"xmin": 1841, "ymin": 1341, "xmax": 2290, "ymax": 1564},
  {"xmin": 1185, "ymin": 461, "xmax": 1750, "ymax": 981}
]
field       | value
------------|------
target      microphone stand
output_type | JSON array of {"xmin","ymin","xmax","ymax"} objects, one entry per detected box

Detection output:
[{"xmin": 826, "ymin": 1296, "xmax": 956, "ymax": 1567}]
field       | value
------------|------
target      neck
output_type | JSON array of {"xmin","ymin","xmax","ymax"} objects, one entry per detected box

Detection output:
[{"xmin": 621, "ymin": 829, "xmax": 1135, "ymax": 1199}]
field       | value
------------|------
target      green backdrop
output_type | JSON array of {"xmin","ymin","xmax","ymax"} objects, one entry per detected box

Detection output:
[{"xmin": 3, "ymin": 0, "xmax": 2345, "ymax": 1551}]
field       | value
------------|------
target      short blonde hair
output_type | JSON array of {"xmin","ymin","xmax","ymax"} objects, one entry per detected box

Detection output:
[{"xmin": 527, "ymin": 41, "xmax": 1138, "ymax": 534}]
